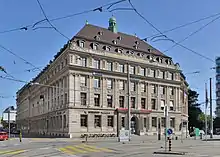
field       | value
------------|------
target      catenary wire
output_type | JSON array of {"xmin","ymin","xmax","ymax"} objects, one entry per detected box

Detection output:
[
  {"xmin": 164, "ymin": 15, "xmax": 220, "ymax": 52},
  {"xmin": 128, "ymin": 0, "xmax": 215, "ymax": 63},
  {"xmin": 0, "ymin": 44, "xmax": 42, "ymax": 71},
  {"xmin": 0, "ymin": 0, "xmax": 127, "ymax": 34},
  {"xmin": 36, "ymin": 0, "xmax": 70, "ymax": 40}
]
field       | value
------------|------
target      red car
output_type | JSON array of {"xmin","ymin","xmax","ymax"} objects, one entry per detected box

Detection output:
[{"xmin": 0, "ymin": 132, "xmax": 9, "ymax": 141}]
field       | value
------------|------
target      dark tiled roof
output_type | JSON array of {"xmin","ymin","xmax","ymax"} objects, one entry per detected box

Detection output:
[{"xmin": 75, "ymin": 24, "xmax": 169, "ymax": 57}]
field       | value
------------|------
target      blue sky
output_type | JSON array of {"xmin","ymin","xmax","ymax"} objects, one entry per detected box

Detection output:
[{"xmin": 0, "ymin": 0, "xmax": 219, "ymax": 114}]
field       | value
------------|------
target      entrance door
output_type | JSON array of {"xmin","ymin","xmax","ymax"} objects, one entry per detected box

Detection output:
[{"xmin": 131, "ymin": 116, "xmax": 138, "ymax": 134}]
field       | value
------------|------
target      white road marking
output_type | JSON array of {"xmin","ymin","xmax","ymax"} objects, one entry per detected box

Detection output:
[{"xmin": 39, "ymin": 147, "xmax": 51, "ymax": 150}]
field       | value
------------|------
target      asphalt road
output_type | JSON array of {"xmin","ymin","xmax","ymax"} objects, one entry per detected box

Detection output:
[{"xmin": 1, "ymin": 136, "xmax": 220, "ymax": 157}]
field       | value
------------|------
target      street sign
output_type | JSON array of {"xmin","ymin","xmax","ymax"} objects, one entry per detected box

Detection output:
[
  {"xmin": 119, "ymin": 129, "xmax": 129, "ymax": 142},
  {"xmin": 167, "ymin": 128, "xmax": 173, "ymax": 135}
]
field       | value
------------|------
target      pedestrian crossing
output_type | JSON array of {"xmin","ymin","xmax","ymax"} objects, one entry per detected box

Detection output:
[
  {"xmin": 58, "ymin": 144, "xmax": 113, "ymax": 155},
  {"xmin": 0, "ymin": 149, "xmax": 26, "ymax": 156}
]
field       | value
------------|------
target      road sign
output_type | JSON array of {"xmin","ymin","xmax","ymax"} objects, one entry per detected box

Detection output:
[
  {"xmin": 167, "ymin": 128, "xmax": 173, "ymax": 135},
  {"xmin": 119, "ymin": 130, "xmax": 129, "ymax": 142}
]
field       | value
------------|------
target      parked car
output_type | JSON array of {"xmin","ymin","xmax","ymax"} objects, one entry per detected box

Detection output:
[{"xmin": 0, "ymin": 132, "xmax": 8, "ymax": 141}]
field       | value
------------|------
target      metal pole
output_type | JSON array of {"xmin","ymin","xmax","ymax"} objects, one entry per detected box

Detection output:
[
  {"xmin": 127, "ymin": 63, "xmax": 131, "ymax": 141},
  {"xmin": 205, "ymin": 83, "xmax": 208, "ymax": 141},
  {"xmin": 8, "ymin": 111, "xmax": 10, "ymax": 139},
  {"xmin": 181, "ymin": 117, "xmax": 183, "ymax": 143},
  {"xmin": 165, "ymin": 105, "xmax": 168, "ymax": 152},
  {"xmin": 210, "ymin": 78, "xmax": 213, "ymax": 138}
]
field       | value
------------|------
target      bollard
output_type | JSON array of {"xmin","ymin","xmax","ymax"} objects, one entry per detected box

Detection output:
[
  {"xmin": 19, "ymin": 129, "xmax": 22, "ymax": 142},
  {"xmin": 168, "ymin": 138, "xmax": 171, "ymax": 151}
]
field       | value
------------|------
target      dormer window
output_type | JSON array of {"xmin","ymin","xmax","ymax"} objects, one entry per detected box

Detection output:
[
  {"xmin": 92, "ymin": 43, "xmax": 98, "ymax": 50},
  {"xmin": 112, "ymin": 40, "xmax": 117, "ymax": 44},
  {"xmin": 126, "ymin": 51, "xmax": 130, "ymax": 54},
  {"xmin": 148, "ymin": 48, "xmax": 151, "ymax": 52},
  {"xmin": 94, "ymin": 36, "xmax": 100, "ymax": 40},
  {"xmin": 135, "ymin": 41, "xmax": 139, "ymax": 45},
  {"xmin": 134, "ymin": 45, "xmax": 138, "ymax": 49},
  {"xmin": 117, "ymin": 36, "xmax": 122, "ymax": 40},
  {"xmin": 116, "ymin": 48, "xmax": 123, "ymax": 53},
  {"xmin": 104, "ymin": 46, "xmax": 110, "ymax": 51},
  {"xmin": 79, "ymin": 40, "xmax": 85, "ymax": 48},
  {"xmin": 98, "ymin": 31, "xmax": 103, "ymax": 35}
]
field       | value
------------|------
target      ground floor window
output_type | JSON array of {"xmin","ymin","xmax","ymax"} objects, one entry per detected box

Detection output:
[
  {"xmin": 80, "ymin": 115, "xmax": 88, "ymax": 127},
  {"xmin": 94, "ymin": 115, "xmax": 101, "ymax": 127},
  {"xmin": 107, "ymin": 116, "xmax": 114, "ymax": 127}
]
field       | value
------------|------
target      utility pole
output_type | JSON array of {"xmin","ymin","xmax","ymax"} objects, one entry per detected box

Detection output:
[
  {"xmin": 8, "ymin": 110, "xmax": 10, "ymax": 139},
  {"xmin": 210, "ymin": 78, "xmax": 213, "ymax": 138},
  {"xmin": 205, "ymin": 83, "xmax": 208, "ymax": 141},
  {"xmin": 164, "ymin": 105, "xmax": 168, "ymax": 152},
  {"xmin": 127, "ymin": 63, "xmax": 131, "ymax": 141}
]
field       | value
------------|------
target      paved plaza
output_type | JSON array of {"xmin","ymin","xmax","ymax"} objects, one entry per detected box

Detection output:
[{"xmin": 0, "ymin": 135, "xmax": 220, "ymax": 157}]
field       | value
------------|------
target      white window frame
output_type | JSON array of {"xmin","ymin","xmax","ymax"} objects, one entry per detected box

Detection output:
[
  {"xmin": 119, "ymin": 64, "xmax": 124, "ymax": 72},
  {"xmin": 107, "ymin": 79, "xmax": 113, "ymax": 89},
  {"xmin": 94, "ymin": 78, "xmax": 100, "ymax": 88},
  {"xmin": 119, "ymin": 80, "xmax": 124, "ymax": 90},
  {"xmin": 93, "ymin": 59, "xmax": 100, "ymax": 69},
  {"xmin": 107, "ymin": 62, "xmax": 112, "ymax": 71}
]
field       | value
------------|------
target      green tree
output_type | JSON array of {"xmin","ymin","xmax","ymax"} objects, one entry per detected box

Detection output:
[{"xmin": 188, "ymin": 89, "xmax": 203, "ymax": 132}]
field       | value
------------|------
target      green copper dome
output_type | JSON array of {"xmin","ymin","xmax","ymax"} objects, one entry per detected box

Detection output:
[{"xmin": 108, "ymin": 16, "xmax": 117, "ymax": 33}]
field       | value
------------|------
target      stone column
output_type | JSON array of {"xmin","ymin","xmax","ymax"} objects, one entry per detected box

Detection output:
[
  {"xmin": 157, "ymin": 84, "xmax": 160, "ymax": 110},
  {"xmin": 69, "ymin": 74, "xmax": 75, "ymax": 107},
  {"xmin": 113, "ymin": 79, "xmax": 118, "ymax": 108},
  {"xmin": 147, "ymin": 83, "xmax": 151, "ymax": 110},
  {"xmin": 102, "ymin": 78, "xmax": 107, "ymax": 108},
  {"xmin": 88, "ymin": 76, "xmax": 94, "ymax": 107},
  {"xmin": 74, "ymin": 74, "xmax": 81, "ymax": 107},
  {"xmin": 137, "ymin": 82, "xmax": 141, "ymax": 109}
]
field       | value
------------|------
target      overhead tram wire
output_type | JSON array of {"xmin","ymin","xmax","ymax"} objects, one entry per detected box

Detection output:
[
  {"xmin": 0, "ymin": 0, "xmax": 127, "ymax": 35},
  {"xmin": 128, "ymin": 0, "xmax": 215, "ymax": 63},
  {"xmin": 144, "ymin": 11, "xmax": 220, "ymax": 41},
  {"xmin": 0, "ymin": 44, "xmax": 42, "ymax": 71},
  {"xmin": 36, "ymin": 0, "xmax": 71, "ymax": 40},
  {"xmin": 164, "ymin": 15, "xmax": 220, "ymax": 52}
]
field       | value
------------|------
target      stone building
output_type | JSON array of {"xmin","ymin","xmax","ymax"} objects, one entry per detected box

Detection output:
[{"xmin": 16, "ymin": 17, "xmax": 188, "ymax": 138}]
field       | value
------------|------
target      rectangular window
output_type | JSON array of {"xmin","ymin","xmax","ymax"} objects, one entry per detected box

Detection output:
[
  {"xmin": 80, "ymin": 76, "xmax": 87, "ymax": 86},
  {"xmin": 80, "ymin": 115, "xmax": 88, "ymax": 127},
  {"xmin": 161, "ymin": 100, "xmax": 165, "ymax": 110},
  {"xmin": 152, "ymin": 117, "xmax": 157, "ymax": 127},
  {"xmin": 141, "ymin": 98, "xmax": 146, "ymax": 109},
  {"xmin": 161, "ymin": 117, "xmax": 165, "ymax": 127},
  {"xmin": 94, "ymin": 78, "xmax": 100, "ymax": 88},
  {"xmin": 131, "ymin": 82, "xmax": 135, "ymax": 91},
  {"xmin": 140, "ymin": 67, "xmax": 145, "ymax": 76},
  {"xmin": 130, "ymin": 66, "xmax": 135, "ymax": 74},
  {"xmin": 121, "ymin": 117, "xmax": 125, "ymax": 127},
  {"xmin": 93, "ymin": 59, "xmax": 100, "ymax": 69},
  {"xmin": 94, "ymin": 115, "xmax": 101, "ymax": 127},
  {"xmin": 63, "ymin": 115, "xmax": 66, "ymax": 128},
  {"xmin": 152, "ymin": 85, "xmax": 156, "ymax": 94},
  {"xmin": 162, "ymin": 71, "xmax": 165, "ymax": 79},
  {"xmin": 170, "ymin": 118, "xmax": 175, "ymax": 128},
  {"xmin": 79, "ymin": 41, "xmax": 84, "ymax": 48},
  {"xmin": 160, "ymin": 86, "xmax": 165, "ymax": 95},
  {"xmin": 107, "ymin": 116, "xmax": 114, "ymax": 127},
  {"xmin": 107, "ymin": 79, "xmax": 113, "ymax": 89},
  {"xmin": 107, "ymin": 62, "xmax": 113, "ymax": 71},
  {"xmin": 94, "ymin": 94, "xmax": 100, "ymax": 107},
  {"xmin": 107, "ymin": 95, "xmax": 113, "ymax": 107},
  {"xmin": 170, "ymin": 87, "xmax": 174, "ymax": 95},
  {"xmin": 81, "ymin": 93, "xmax": 87, "ymax": 106},
  {"xmin": 170, "ymin": 100, "xmax": 174, "ymax": 111},
  {"xmin": 151, "ymin": 69, "xmax": 156, "ymax": 77},
  {"xmin": 80, "ymin": 57, "xmax": 87, "ymax": 67},
  {"xmin": 131, "ymin": 97, "xmax": 135, "ymax": 108},
  {"xmin": 119, "ymin": 96, "xmax": 124, "ymax": 108},
  {"xmin": 119, "ymin": 80, "xmax": 125, "ymax": 90},
  {"xmin": 140, "ymin": 83, "xmax": 146, "ymax": 92},
  {"xmin": 151, "ymin": 99, "xmax": 156, "ymax": 110},
  {"xmin": 144, "ymin": 118, "xmax": 147, "ymax": 128},
  {"xmin": 119, "ymin": 64, "xmax": 124, "ymax": 72}
]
